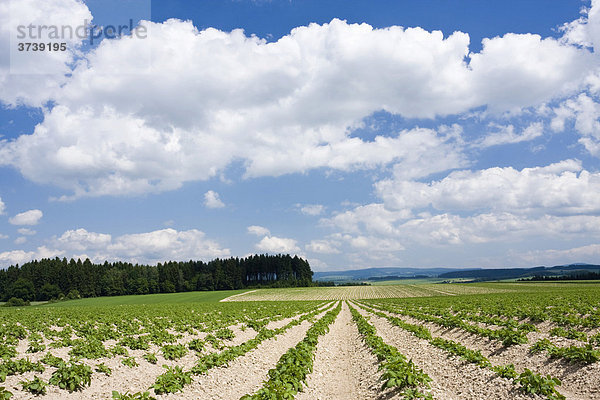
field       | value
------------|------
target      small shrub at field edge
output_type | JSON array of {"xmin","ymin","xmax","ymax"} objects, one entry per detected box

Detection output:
[
  {"xmin": 66, "ymin": 289, "xmax": 81, "ymax": 300},
  {"xmin": 4, "ymin": 298, "xmax": 29, "ymax": 307}
]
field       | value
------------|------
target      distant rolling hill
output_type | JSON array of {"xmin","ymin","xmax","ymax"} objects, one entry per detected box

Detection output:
[
  {"xmin": 314, "ymin": 263, "xmax": 600, "ymax": 282},
  {"xmin": 313, "ymin": 267, "xmax": 465, "ymax": 282},
  {"xmin": 438, "ymin": 263, "xmax": 600, "ymax": 281}
]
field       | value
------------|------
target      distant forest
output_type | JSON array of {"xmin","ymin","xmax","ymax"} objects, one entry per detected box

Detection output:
[
  {"xmin": 0, "ymin": 254, "xmax": 313, "ymax": 302},
  {"xmin": 519, "ymin": 271, "xmax": 600, "ymax": 281}
]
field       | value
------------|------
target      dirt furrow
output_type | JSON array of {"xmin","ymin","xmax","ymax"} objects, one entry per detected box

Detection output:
[
  {"xmin": 5, "ymin": 305, "xmax": 333, "ymax": 400},
  {"xmin": 353, "ymin": 304, "xmax": 534, "ymax": 400},
  {"xmin": 296, "ymin": 302, "xmax": 380, "ymax": 400},
  {"xmin": 172, "ymin": 306, "xmax": 333, "ymax": 400},
  {"xmin": 374, "ymin": 309, "xmax": 598, "ymax": 400}
]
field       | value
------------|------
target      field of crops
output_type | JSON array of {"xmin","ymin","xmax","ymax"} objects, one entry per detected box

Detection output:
[
  {"xmin": 1, "ymin": 283, "xmax": 599, "ymax": 399},
  {"xmin": 221, "ymin": 282, "xmax": 509, "ymax": 301}
]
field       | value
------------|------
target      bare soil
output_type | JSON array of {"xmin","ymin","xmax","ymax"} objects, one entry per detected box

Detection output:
[
  {"xmin": 296, "ymin": 302, "xmax": 381, "ymax": 400},
  {"xmin": 5, "ymin": 305, "xmax": 332, "ymax": 400},
  {"xmin": 368, "ymin": 306, "xmax": 599, "ymax": 400},
  {"xmin": 180, "ymin": 304, "xmax": 334, "ymax": 400},
  {"xmin": 353, "ymin": 304, "xmax": 538, "ymax": 400}
]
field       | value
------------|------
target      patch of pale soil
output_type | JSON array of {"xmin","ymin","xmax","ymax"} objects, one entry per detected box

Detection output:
[
  {"xmin": 5, "ymin": 347, "xmax": 201, "ymax": 400},
  {"xmin": 353, "ymin": 305, "xmax": 536, "ymax": 400},
  {"xmin": 533, "ymin": 321, "xmax": 600, "ymax": 342},
  {"xmin": 265, "ymin": 301, "xmax": 333, "ymax": 330},
  {"xmin": 394, "ymin": 312, "xmax": 589, "ymax": 349},
  {"xmin": 5, "ymin": 304, "xmax": 336, "ymax": 399},
  {"xmin": 171, "ymin": 304, "xmax": 336, "ymax": 400},
  {"xmin": 5, "ymin": 325, "xmax": 258, "ymax": 399},
  {"xmin": 6, "ymin": 304, "xmax": 335, "ymax": 400},
  {"xmin": 227, "ymin": 324, "xmax": 258, "ymax": 346},
  {"xmin": 408, "ymin": 285, "xmax": 456, "ymax": 296},
  {"xmin": 220, "ymin": 289, "xmax": 259, "ymax": 302},
  {"xmin": 373, "ymin": 308, "xmax": 596, "ymax": 400},
  {"xmin": 296, "ymin": 302, "xmax": 380, "ymax": 400}
]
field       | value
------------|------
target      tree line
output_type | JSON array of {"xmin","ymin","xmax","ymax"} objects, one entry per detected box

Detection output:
[
  {"xmin": 518, "ymin": 272, "xmax": 600, "ymax": 282},
  {"xmin": 0, "ymin": 254, "xmax": 314, "ymax": 302}
]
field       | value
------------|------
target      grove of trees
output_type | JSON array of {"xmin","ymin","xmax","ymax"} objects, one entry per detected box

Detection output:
[{"xmin": 0, "ymin": 254, "xmax": 313, "ymax": 302}]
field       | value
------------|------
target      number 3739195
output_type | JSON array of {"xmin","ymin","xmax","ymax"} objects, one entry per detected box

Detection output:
[{"xmin": 17, "ymin": 42, "xmax": 67, "ymax": 51}]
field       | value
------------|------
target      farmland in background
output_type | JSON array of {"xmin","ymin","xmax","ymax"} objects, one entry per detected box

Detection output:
[
  {"xmin": 221, "ymin": 282, "xmax": 511, "ymax": 301},
  {"xmin": 0, "ymin": 282, "xmax": 599, "ymax": 399}
]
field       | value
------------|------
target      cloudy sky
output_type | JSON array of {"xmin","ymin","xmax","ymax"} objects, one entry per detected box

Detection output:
[{"xmin": 0, "ymin": 0, "xmax": 599, "ymax": 271}]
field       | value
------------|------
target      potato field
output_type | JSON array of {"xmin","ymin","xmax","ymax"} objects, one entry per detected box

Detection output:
[{"xmin": 0, "ymin": 283, "xmax": 599, "ymax": 399}]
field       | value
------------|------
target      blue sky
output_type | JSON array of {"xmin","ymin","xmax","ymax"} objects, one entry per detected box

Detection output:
[{"xmin": 0, "ymin": 0, "xmax": 599, "ymax": 271}]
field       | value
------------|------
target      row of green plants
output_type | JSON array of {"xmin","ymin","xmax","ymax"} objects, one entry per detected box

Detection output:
[
  {"xmin": 150, "ymin": 302, "xmax": 335, "ymax": 395},
  {"xmin": 0, "ymin": 301, "xmax": 323, "ymax": 355},
  {"xmin": 367, "ymin": 287, "xmax": 600, "ymax": 328},
  {"xmin": 530, "ymin": 338, "xmax": 600, "ymax": 364},
  {"xmin": 0, "ymin": 300, "xmax": 329, "ymax": 397},
  {"xmin": 241, "ymin": 302, "xmax": 342, "ymax": 399},
  {"xmin": 0, "ymin": 358, "xmax": 45, "ymax": 382},
  {"xmin": 549, "ymin": 327, "xmax": 587, "ymax": 342},
  {"xmin": 0, "ymin": 361, "xmax": 92, "ymax": 395},
  {"xmin": 0, "ymin": 300, "xmax": 325, "ymax": 361},
  {"xmin": 356, "ymin": 302, "xmax": 566, "ymax": 400},
  {"xmin": 365, "ymin": 301, "xmax": 529, "ymax": 346},
  {"xmin": 548, "ymin": 326, "xmax": 600, "ymax": 347},
  {"xmin": 348, "ymin": 304, "xmax": 432, "ymax": 399},
  {"xmin": 369, "ymin": 297, "xmax": 538, "ymax": 333},
  {"xmin": 357, "ymin": 303, "xmax": 491, "ymax": 368}
]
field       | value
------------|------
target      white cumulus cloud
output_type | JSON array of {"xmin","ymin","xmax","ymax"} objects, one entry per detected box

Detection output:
[
  {"xmin": 204, "ymin": 190, "xmax": 225, "ymax": 208},
  {"xmin": 54, "ymin": 228, "xmax": 112, "ymax": 252},
  {"xmin": 255, "ymin": 235, "xmax": 300, "ymax": 253},
  {"xmin": 551, "ymin": 94, "xmax": 600, "ymax": 156},
  {"xmin": 0, "ymin": 246, "xmax": 63, "ymax": 266},
  {"xmin": 0, "ymin": 0, "xmax": 93, "ymax": 107},
  {"xmin": 0, "ymin": 15, "xmax": 595, "ymax": 197},
  {"xmin": 476, "ymin": 122, "xmax": 544, "ymax": 148},
  {"xmin": 305, "ymin": 239, "xmax": 340, "ymax": 254},
  {"xmin": 247, "ymin": 225, "xmax": 270, "ymax": 236},
  {"xmin": 0, "ymin": 227, "xmax": 230, "ymax": 267},
  {"xmin": 104, "ymin": 228, "xmax": 230, "ymax": 264},
  {"xmin": 0, "ymin": 249, "xmax": 35, "ymax": 266},
  {"xmin": 520, "ymin": 243, "xmax": 600, "ymax": 266},
  {"xmin": 9, "ymin": 209, "xmax": 43, "ymax": 226},
  {"xmin": 376, "ymin": 160, "xmax": 600, "ymax": 215},
  {"xmin": 315, "ymin": 157, "xmax": 600, "ymax": 265},
  {"xmin": 298, "ymin": 204, "xmax": 325, "ymax": 216}
]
